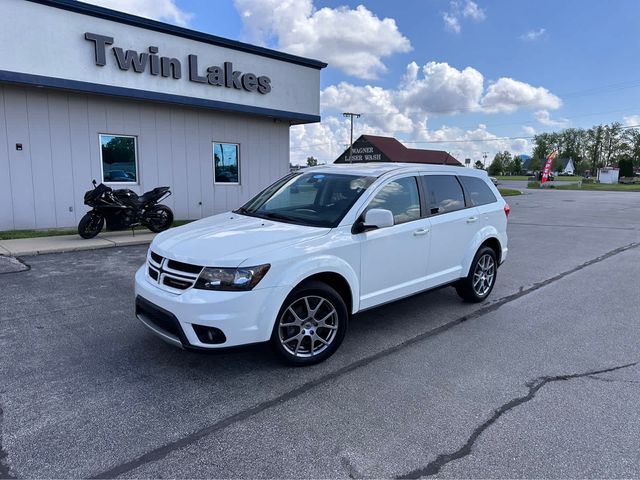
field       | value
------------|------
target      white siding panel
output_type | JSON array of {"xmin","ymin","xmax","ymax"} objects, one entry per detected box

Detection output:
[
  {"xmin": 68, "ymin": 95, "xmax": 93, "ymax": 222},
  {"xmin": 26, "ymin": 90, "xmax": 57, "ymax": 228},
  {"xmin": 169, "ymin": 108, "xmax": 189, "ymax": 219},
  {"xmin": 4, "ymin": 87, "xmax": 36, "ymax": 229},
  {"xmin": 154, "ymin": 109, "xmax": 175, "ymax": 211},
  {"xmin": 198, "ymin": 112, "xmax": 215, "ymax": 218},
  {"xmin": 0, "ymin": 87, "xmax": 15, "ymax": 230},
  {"xmin": 47, "ymin": 93, "xmax": 76, "ymax": 227},
  {"xmin": 138, "ymin": 104, "xmax": 159, "ymax": 193},
  {"xmin": 184, "ymin": 110, "xmax": 202, "ymax": 219}
]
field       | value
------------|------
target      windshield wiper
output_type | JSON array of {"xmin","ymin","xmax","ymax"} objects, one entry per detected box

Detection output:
[
  {"xmin": 233, "ymin": 206, "xmax": 249, "ymax": 214},
  {"xmin": 262, "ymin": 212, "xmax": 293, "ymax": 221}
]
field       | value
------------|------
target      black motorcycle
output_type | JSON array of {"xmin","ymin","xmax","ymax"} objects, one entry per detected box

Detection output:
[{"xmin": 78, "ymin": 180, "xmax": 174, "ymax": 239}]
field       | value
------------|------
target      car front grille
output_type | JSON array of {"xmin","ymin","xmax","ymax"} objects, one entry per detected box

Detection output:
[{"xmin": 147, "ymin": 251, "xmax": 203, "ymax": 291}]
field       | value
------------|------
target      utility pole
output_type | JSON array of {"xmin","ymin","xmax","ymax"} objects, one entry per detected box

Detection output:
[
  {"xmin": 342, "ymin": 112, "xmax": 361, "ymax": 163},
  {"xmin": 482, "ymin": 152, "xmax": 488, "ymax": 169}
]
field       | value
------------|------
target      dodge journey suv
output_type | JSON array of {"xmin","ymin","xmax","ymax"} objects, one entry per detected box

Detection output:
[{"xmin": 135, "ymin": 163, "xmax": 509, "ymax": 365}]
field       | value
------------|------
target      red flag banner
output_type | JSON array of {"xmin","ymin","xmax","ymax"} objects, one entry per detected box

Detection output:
[{"xmin": 541, "ymin": 149, "xmax": 558, "ymax": 184}]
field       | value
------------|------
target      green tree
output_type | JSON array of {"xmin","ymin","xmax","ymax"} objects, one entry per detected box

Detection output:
[
  {"xmin": 474, "ymin": 160, "xmax": 485, "ymax": 170},
  {"xmin": 511, "ymin": 156, "xmax": 523, "ymax": 175},
  {"xmin": 306, "ymin": 156, "xmax": 318, "ymax": 167},
  {"xmin": 488, "ymin": 151, "xmax": 512, "ymax": 176}
]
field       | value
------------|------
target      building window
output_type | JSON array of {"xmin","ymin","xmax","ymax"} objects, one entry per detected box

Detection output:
[
  {"xmin": 213, "ymin": 142, "xmax": 240, "ymax": 184},
  {"xmin": 100, "ymin": 134, "xmax": 138, "ymax": 184}
]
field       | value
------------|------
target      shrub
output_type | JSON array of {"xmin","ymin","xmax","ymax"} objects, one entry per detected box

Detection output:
[
  {"xmin": 582, "ymin": 178, "xmax": 596, "ymax": 184},
  {"xmin": 527, "ymin": 181, "xmax": 541, "ymax": 188}
]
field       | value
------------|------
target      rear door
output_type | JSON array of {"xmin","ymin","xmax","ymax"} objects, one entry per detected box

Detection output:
[
  {"xmin": 458, "ymin": 175, "xmax": 502, "ymax": 230},
  {"xmin": 421, "ymin": 174, "xmax": 479, "ymax": 287},
  {"xmin": 357, "ymin": 175, "xmax": 431, "ymax": 309}
]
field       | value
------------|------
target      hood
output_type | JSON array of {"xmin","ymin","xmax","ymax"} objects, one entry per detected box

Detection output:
[{"xmin": 151, "ymin": 212, "xmax": 330, "ymax": 267}]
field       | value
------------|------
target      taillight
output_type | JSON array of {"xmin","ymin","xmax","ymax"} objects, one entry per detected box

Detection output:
[{"xmin": 504, "ymin": 203, "xmax": 510, "ymax": 218}]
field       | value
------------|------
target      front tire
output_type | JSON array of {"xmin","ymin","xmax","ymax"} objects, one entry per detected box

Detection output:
[
  {"xmin": 144, "ymin": 205, "xmax": 174, "ymax": 233},
  {"xmin": 455, "ymin": 246, "xmax": 497, "ymax": 303},
  {"xmin": 271, "ymin": 281, "xmax": 348, "ymax": 366},
  {"xmin": 78, "ymin": 212, "xmax": 104, "ymax": 239}
]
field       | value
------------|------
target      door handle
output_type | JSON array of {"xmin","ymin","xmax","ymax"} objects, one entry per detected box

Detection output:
[
  {"xmin": 466, "ymin": 216, "xmax": 478, "ymax": 223},
  {"xmin": 414, "ymin": 228, "xmax": 430, "ymax": 236}
]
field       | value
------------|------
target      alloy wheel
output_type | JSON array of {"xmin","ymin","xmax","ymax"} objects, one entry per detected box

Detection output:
[
  {"xmin": 277, "ymin": 296, "xmax": 339, "ymax": 358},
  {"xmin": 472, "ymin": 253, "xmax": 495, "ymax": 297}
]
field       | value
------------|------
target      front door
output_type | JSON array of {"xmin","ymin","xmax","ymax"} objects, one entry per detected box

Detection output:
[{"xmin": 357, "ymin": 176, "xmax": 431, "ymax": 309}]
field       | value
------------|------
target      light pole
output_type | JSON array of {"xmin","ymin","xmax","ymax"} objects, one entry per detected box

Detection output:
[
  {"xmin": 342, "ymin": 112, "xmax": 361, "ymax": 163},
  {"xmin": 482, "ymin": 152, "xmax": 488, "ymax": 169}
]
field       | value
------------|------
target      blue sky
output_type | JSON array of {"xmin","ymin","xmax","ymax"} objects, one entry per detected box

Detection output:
[{"xmin": 88, "ymin": 0, "xmax": 640, "ymax": 164}]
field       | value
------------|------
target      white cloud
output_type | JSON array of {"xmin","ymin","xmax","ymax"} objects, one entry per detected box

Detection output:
[
  {"xmin": 398, "ymin": 61, "xmax": 485, "ymax": 115},
  {"xmin": 81, "ymin": 0, "xmax": 192, "ymax": 26},
  {"xmin": 234, "ymin": 0, "xmax": 411, "ymax": 80},
  {"xmin": 310, "ymin": 61, "xmax": 560, "ymax": 162},
  {"xmin": 520, "ymin": 28, "xmax": 546, "ymax": 41},
  {"xmin": 292, "ymin": 60, "xmax": 562, "ymax": 165},
  {"xmin": 482, "ymin": 78, "xmax": 562, "ymax": 113},
  {"xmin": 534, "ymin": 109, "xmax": 570, "ymax": 127},
  {"xmin": 443, "ymin": 1, "xmax": 486, "ymax": 33},
  {"xmin": 623, "ymin": 115, "xmax": 640, "ymax": 126},
  {"xmin": 463, "ymin": 1, "xmax": 486, "ymax": 21},
  {"xmin": 443, "ymin": 13, "xmax": 461, "ymax": 33}
]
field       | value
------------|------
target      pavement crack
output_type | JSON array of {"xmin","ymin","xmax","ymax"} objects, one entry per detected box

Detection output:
[
  {"xmin": 90, "ymin": 241, "xmax": 640, "ymax": 479},
  {"xmin": 586, "ymin": 374, "xmax": 640, "ymax": 385},
  {"xmin": 0, "ymin": 406, "xmax": 17, "ymax": 479},
  {"xmin": 396, "ymin": 361, "xmax": 639, "ymax": 479}
]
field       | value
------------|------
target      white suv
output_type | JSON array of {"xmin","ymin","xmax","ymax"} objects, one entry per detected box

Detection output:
[{"xmin": 135, "ymin": 163, "xmax": 509, "ymax": 365}]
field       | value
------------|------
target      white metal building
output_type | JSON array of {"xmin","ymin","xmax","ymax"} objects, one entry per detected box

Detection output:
[{"xmin": 0, "ymin": 0, "xmax": 325, "ymax": 231}]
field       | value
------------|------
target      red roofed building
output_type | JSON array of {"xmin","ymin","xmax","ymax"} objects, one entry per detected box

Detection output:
[{"xmin": 334, "ymin": 135, "xmax": 462, "ymax": 166}]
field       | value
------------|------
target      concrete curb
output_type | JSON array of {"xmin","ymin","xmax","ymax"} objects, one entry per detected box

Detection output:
[{"xmin": 0, "ymin": 231, "xmax": 157, "ymax": 257}]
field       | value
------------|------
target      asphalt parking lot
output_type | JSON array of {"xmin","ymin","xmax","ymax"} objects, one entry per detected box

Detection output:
[{"xmin": 1, "ymin": 187, "xmax": 639, "ymax": 479}]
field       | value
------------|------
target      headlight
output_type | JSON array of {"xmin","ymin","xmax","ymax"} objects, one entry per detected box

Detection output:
[{"xmin": 194, "ymin": 264, "xmax": 270, "ymax": 291}]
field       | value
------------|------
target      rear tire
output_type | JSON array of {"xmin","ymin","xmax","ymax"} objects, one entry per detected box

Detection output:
[
  {"xmin": 271, "ymin": 281, "xmax": 348, "ymax": 366},
  {"xmin": 145, "ymin": 205, "xmax": 174, "ymax": 233},
  {"xmin": 455, "ymin": 246, "xmax": 497, "ymax": 303},
  {"xmin": 78, "ymin": 212, "xmax": 104, "ymax": 239}
]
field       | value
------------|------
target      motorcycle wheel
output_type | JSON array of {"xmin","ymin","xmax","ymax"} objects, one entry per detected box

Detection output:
[
  {"xmin": 144, "ymin": 205, "xmax": 174, "ymax": 233},
  {"xmin": 78, "ymin": 212, "xmax": 105, "ymax": 239}
]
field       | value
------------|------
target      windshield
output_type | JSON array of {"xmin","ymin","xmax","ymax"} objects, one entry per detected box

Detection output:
[{"xmin": 236, "ymin": 172, "xmax": 375, "ymax": 228}]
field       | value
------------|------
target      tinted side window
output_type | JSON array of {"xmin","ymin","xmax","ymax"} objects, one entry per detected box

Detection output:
[
  {"xmin": 459, "ymin": 176, "xmax": 497, "ymax": 206},
  {"xmin": 366, "ymin": 177, "xmax": 421, "ymax": 225},
  {"xmin": 422, "ymin": 175, "xmax": 465, "ymax": 215}
]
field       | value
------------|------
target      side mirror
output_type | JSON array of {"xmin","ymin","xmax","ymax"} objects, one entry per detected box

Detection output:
[
  {"xmin": 365, "ymin": 208, "xmax": 394, "ymax": 228},
  {"xmin": 353, "ymin": 208, "xmax": 394, "ymax": 233}
]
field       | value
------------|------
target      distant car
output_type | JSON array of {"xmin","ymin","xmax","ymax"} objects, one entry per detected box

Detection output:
[{"xmin": 489, "ymin": 177, "xmax": 499, "ymax": 186}]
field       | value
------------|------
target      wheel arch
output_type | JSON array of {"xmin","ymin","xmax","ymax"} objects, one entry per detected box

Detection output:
[
  {"xmin": 461, "ymin": 228, "xmax": 503, "ymax": 277},
  {"xmin": 295, "ymin": 271, "xmax": 354, "ymax": 316}
]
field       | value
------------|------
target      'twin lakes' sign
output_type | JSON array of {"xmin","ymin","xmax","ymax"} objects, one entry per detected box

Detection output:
[{"xmin": 84, "ymin": 32, "xmax": 272, "ymax": 94}]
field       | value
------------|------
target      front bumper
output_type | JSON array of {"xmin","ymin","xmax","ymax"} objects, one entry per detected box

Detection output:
[{"xmin": 134, "ymin": 266, "xmax": 290, "ymax": 349}]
